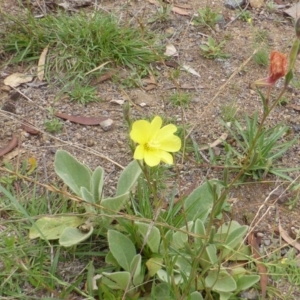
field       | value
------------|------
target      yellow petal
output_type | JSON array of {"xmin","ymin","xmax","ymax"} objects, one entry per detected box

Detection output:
[
  {"xmin": 134, "ymin": 145, "xmax": 145, "ymax": 160},
  {"xmin": 155, "ymin": 124, "xmax": 178, "ymax": 143},
  {"xmin": 159, "ymin": 151, "xmax": 174, "ymax": 165},
  {"xmin": 160, "ymin": 135, "xmax": 181, "ymax": 152},
  {"xmin": 130, "ymin": 120, "xmax": 151, "ymax": 144},
  {"xmin": 144, "ymin": 149, "xmax": 161, "ymax": 167},
  {"xmin": 149, "ymin": 116, "xmax": 162, "ymax": 139}
]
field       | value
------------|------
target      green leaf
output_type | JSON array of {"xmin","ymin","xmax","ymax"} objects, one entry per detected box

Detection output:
[
  {"xmin": 101, "ymin": 271, "xmax": 131, "ymax": 290},
  {"xmin": 105, "ymin": 252, "xmax": 119, "ymax": 268},
  {"xmin": 205, "ymin": 270, "xmax": 237, "ymax": 293},
  {"xmin": 222, "ymin": 225, "xmax": 248, "ymax": 258},
  {"xmin": 59, "ymin": 226, "xmax": 93, "ymax": 247},
  {"xmin": 184, "ymin": 181, "xmax": 221, "ymax": 222},
  {"xmin": 199, "ymin": 244, "xmax": 218, "ymax": 270},
  {"xmin": 151, "ymin": 283, "xmax": 171, "ymax": 298},
  {"xmin": 189, "ymin": 291, "xmax": 204, "ymax": 300},
  {"xmin": 101, "ymin": 192, "xmax": 129, "ymax": 226},
  {"xmin": 218, "ymin": 292, "xmax": 233, "ymax": 300},
  {"xmin": 157, "ymin": 269, "xmax": 183, "ymax": 285},
  {"xmin": 130, "ymin": 254, "xmax": 143, "ymax": 285},
  {"xmin": 80, "ymin": 187, "xmax": 96, "ymax": 213},
  {"xmin": 116, "ymin": 160, "xmax": 142, "ymax": 196},
  {"xmin": 108, "ymin": 230, "xmax": 136, "ymax": 272},
  {"xmin": 146, "ymin": 257, "xmax": 163, "ymax": 277},
  {"xmin": 29, "ymin": 216, "xmax": 85, "ymax": 240},
  {"xmin": 194, "ymin": 219, "xmax": 206, "ymax": 246},
  {"xmin": 172, "ymin": 222, "xmax": 193, "ymax": 249},
  {"xmin": 91, "ymin": 166, "xmax": 104, "ymax": 203},
  {"xmin": 236, "ymin": 275, "xmax": 260, "ymax": 292},
  {"xmin": 54, "ymin": 150, "xmax": 91, "ymax": 196},
  {"xmin": 135, "ymin": 222, "xmax": 160, "ymax": 253}
]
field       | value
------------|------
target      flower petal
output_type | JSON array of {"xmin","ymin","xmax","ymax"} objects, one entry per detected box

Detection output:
[
  {"xmin": 149, "ymin": 116, "xmax": 162, "ymax": 139},
  {"xmin": 130, "ymin": 120, "xmax": 151, "ymax": 144},
  {"xmin": 160, "ymin": 135, "xmax": 181, "ymax": 152},
  {"xmin": 159, "ymin": 151, "xmax": 174, "ymax": 165},
  {"xmin": 144, "ymin": 149, "xmax": 161, "ymax": 167},
  {"xmin": 133, "ymin": 145, "xmax": 145, "ymax": 160}
]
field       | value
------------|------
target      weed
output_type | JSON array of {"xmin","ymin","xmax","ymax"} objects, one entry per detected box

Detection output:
[
  {"xmin": 68, "ymin": 83, "xmax": 98, "ymax": 105},
  {"xmin": 278, "ymin": 96, "xmax": 290, "ymax": 106},
  {"xmin": 266, "ymin": 1, "xmax": 276, "ymax": 12},
  {"xmin": 221, "ymin": 103, "xmax": 238, "ymax": 121},
  {"xmin": 236, "ymin": 9, "xmax": 251, "ymax": 22},
  {"xmin": 200, "ymin": 36, "xmax": 230, "ymax": 59},
  {"xmin": 222, "ymin": 113, "xmax": 297, "ymax": 180},
  {"xmin": 253, "ymin": 49, "xmax": 269, "ymax": 66},
  {"xmin": 148, "ymin": 1, "xmax": 172, "ymax": 23},
  {"xmin": 193, "ymin": 6, "xmax": 223, "ymax": 28},
  {"xmin": 44, "ymin": 118, "xmax": 63, "ymax": 133},
  {"xmin": 170, "ymin": 92, "xmax": 191, "ymax": 107},
  {"xmin": 254, "ymin": 29, "xmax": 270, "ymax": 44}
]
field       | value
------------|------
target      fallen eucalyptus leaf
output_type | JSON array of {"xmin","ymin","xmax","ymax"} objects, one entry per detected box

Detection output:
[
  {"xmin": 54, "ymin": 112, "xmax": 108, "ymax": 125},
  {"xmin": 37, "ymin": 45, "xmax": 49, "ymax": 81},
  {"xmin": 0, "ymin": 136, "xmax": 18, "ymax": 157}
]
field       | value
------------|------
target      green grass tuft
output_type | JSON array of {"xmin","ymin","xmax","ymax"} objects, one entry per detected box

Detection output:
[{"xmin": 2, "ymin": 10, "xmax": 161, "ymax": 83}]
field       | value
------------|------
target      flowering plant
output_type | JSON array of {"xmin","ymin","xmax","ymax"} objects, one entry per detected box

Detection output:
[{"xmin": 130, "ymin": 116, "xmax": 181, "ymax": 167}]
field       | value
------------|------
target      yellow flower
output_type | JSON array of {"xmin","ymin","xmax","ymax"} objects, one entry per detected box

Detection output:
[{"xmin": 130, "ymin": 116, "xmax": 181, "ymax": 167}]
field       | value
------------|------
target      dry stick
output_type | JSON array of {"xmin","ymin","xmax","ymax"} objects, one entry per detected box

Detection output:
[{"xmin": 1, "ymin": 90, "xmax": 124, "ymax": 169}]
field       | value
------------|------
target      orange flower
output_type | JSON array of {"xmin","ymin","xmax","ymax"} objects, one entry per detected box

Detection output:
[
  {"xmin": 254, "ymin": 51, "xmax": 287, "ymax": 87},
  {"xmin": 269, "ymin": 51, "xmax": 287, "ymax": 83}
]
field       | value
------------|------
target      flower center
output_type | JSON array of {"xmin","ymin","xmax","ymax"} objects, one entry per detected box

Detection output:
[{"xmin": 146, "ymin": 139, "xmax": 160, "ymax": 150}]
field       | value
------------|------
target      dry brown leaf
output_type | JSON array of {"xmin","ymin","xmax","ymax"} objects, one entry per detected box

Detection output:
[
  {"xmin": 143, "ymin": 84, "xmax": 157, "ymax": 91},
  {"xmin": 110, "ymin": 99, "xmax": 125, "ymax": 105},
  {"xmin": 37, "ymin": 45, "xmax": 49, "ymax": 81},
  {"xmin": 22, "ymin": 122, "xmax": 40, "ymax": 135},
  {"xmin": 4, "ymin": 73, "xmax": 33, "ymax": 88},
  {"xmin": 248, "ymin": 232, "xmax": 267, "ymax": 299},
  {"xmin": 287, "ymin": 104, "xmax": 300, "ymax": 111},
  {"xmin": 54, "ymin": 112, "xmax": 108, "ymax": 125},
  {"xmin": 0, "ymin": 136, "xmax": 19, "ymax": 157},
  {"xmin": 173, "ymin": 4, "xmax": 192, "ymax": 9},
  {"xmin": 164, "ymin": 44, "xmax": 178, "ymax": 57},
  {"xmin": 165, "ymin": 60, "xmax": 179, "ymax": 68},
  {"xmin": 172, "ymin": 6, "xmax": 190, "ymax": 15},
  {"xmin": 284, "ymin": 2, "xmax": 300, "ymax": 19},
  {"xmin": 182, "ymin": 64, "xmax": 201, "ymax": 77},
  {"xmin": 92, "ymin": 71, "xmax": 116, "ymax": 84},
  {"xmin": 1, "ymin": 149, "xmax": 26, "ymax": 164}
]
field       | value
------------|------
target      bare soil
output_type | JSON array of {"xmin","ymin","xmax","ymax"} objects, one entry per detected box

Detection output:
[{"xmin": 1, "ymin": 0, "xmax": 300, "ymax": 298}]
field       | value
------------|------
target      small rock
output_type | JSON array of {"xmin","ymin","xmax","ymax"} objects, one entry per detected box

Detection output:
[
  {"xmin": 86, "ymin": 139, "xmax": 95, "ymax": 147},
  {"xmin": 264, "ymin": 239, "xmax": 271, "ymax": 246},
  {"xmin": 239, "ymin": 288, "xmax": 259, "ymax": 300},
  {"xmin": 224, "ymin": 0, "xmax": 245, "ymax": 9},
  {"xmin": 100, "ymin": 118, "xmax": 113, "ymax": 131},
  {"xmin": 250, "ymin": 0, "xmax": 264, "ymax": 8}
]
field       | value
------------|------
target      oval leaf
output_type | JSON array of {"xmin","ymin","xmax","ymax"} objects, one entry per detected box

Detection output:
[
  {"xmin": 29, "ymin": 216, "xmax": 84, "ymax": 240},
  {"xmin": 54, "ymin": 150, "xmax": 91, "ymax": 196},
  {"xmin": 108, "ymin": 230, "xmax": 136, "ymax": 272},
  {"xmin": 59, "ymin": 226, "xmax": 93, "ymax": 247}
]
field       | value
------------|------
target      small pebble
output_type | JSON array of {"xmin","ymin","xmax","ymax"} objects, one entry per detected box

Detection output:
[{"xmin": 100, "ymin": 118, "xmax": 113, "ymax": 131}]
